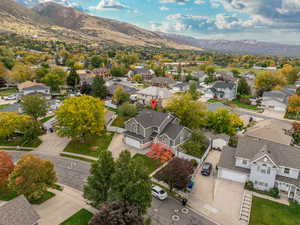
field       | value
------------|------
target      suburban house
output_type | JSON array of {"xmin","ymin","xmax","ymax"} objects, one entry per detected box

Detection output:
[
  {"xmin": 172, "ymin": 82, "xmax": 188, "ymax": 92},
  {"xmin": 128, "ymin": 68, "xmax": 155, "ymax": 81},
  {"xmin": 124, "ymin": 109, "xmax": 192, "ymax": 150},
  {"xmin": 17, "ymin": 81, "xmax": 51, "ymax": 99},
  {"xmin": 150, "ymin": 77, "xmax": 175, "ymax": 88},
  {"xmin": 107, "ymin": 83, "xmax": 138, "ymax": 96},
  {"xmin": 218, "ymin": 137, "xmax": 300, "ymax": 203},
  {"xmin": 244, "ymin": 119, "xmax": 293, "ymax": 146},
  {"xmin": 261, "ymin": 88, "xmax": 294, "ymax": 112},
  {"xmin": 204, "ymin": 81, "xmax": 237, "ymax": 100},
  {"xmin": 295, "ymin": 80, "xmax": 300, "ymax": 88},
  {"xmin": 192, "ymin": 71, "xmax": 207, "ymax": 82},
  {"xmin": 92, "ymin": 68, "xmax": 111, "ymax": 79},
  {"xmin": 135, "ymin": 86, "xmax": 172, "ymax": 106},
  {"xmin": 77, "ymin": 70, "xmax": 96, "ymax": 85},
  {"xmin": 0, "ymin": 195, "xmax": 40, "ymax": 225}
]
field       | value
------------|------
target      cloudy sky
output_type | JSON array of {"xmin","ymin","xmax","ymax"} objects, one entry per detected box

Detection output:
[{"xmin": 48, "ymin": 0, "xmax": 300, "ymax": 44}]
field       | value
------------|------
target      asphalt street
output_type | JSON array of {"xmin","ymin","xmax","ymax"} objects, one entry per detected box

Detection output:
[{"xmin": 6, "ymin": 151, "xmax": 217, "ymax": 225}]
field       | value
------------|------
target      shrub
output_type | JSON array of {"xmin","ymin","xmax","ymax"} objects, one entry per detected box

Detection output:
[
  {"xmin": 228, "ymin": 136, "xmax": 238, "ymax": 148},
  {"xmin": 269, "ymin": 187, "xmax": 279, "ymax": 198},
  {"xmin": 118, "ymin": 102, "xmax": 137, "ymax": 117},
  {"xmin": 191, "ymin": 159, "xmax": 198, "ymax": 168},
  {"xmin": 245, "ymin": 181, "xmax": 254, "ymax": 190}
]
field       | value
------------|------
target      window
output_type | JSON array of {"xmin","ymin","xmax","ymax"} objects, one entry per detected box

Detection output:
[
  {"xmin": 242, "ymin": 160, "xmax": 248, "ymax": 165},
  {"xmin": 267, "ymin": 167, "xmax": 271, "ymax": 174},
  {"xmin": 284, "ymin": 168, "xmax": 290, "ymax": 174},
  {"xmin": 261, "ymin": 169, "xmax": 266, "ymax": 174}
]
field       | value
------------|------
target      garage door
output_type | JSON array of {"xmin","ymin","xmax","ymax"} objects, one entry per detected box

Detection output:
[
  {"xmin": 124, "ymin": 137, "xmax": 141, "ymax": 149},
  {"xmin": 218, "ymin": 168, "xmax": 247, "ymax": 183}
]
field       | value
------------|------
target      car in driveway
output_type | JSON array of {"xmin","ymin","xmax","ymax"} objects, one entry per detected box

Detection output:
[
  {"xmin": 152, "ymin": 185, "xmax": 168, "ymax": 200},
  {"xmin": 3, "ymin": 94, "xmax": 17, "ymax": 100},
  {"xmin": 201, "ymin": 162, "xmax": 213, "ymax": 176}
]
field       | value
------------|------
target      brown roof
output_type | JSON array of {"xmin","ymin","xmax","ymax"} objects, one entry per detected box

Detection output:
[
  {"xmin": 0, "ymin": 195, "xmax": 40, "ymax": 225},
  {"xmin": 17, "ymin": 81, "xmax": 44, "ymax": 90}
]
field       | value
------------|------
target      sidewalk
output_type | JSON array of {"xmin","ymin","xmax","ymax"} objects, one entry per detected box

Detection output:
[{"xmin": 60, "ymin": 152, "xmax": 98, "ymax": 161}]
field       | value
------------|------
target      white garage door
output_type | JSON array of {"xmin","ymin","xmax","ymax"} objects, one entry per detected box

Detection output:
[
  {"xmin": 125, "ymin": 137, "xmax": 141, "ymax": 149},
  {"xmin": 218, "ymin": 168, "xmax": 247, "ymax": 183}
]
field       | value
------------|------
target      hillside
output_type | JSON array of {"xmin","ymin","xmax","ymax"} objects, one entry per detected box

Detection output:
[
  {"xmin": 160, "ymin": 33, "xmax": 300, "ymax": 57},
  {"xmin": 0, "ymin": 0, "xmax": 199, "ymax": 50}
]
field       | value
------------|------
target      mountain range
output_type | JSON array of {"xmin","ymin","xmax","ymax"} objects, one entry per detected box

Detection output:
[{"xmin": 1, "ymin": 0, "xmax": 300, "ymax": 56}]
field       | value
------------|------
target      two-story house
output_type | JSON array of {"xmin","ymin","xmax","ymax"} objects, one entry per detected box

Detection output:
[
  {"xmin": 127, "ymin": 68, "xmax": 155, "ymax": 81},
  {"xmin": 124, "ymin": 109, "xmax": 191, "ymax": 150},
  {"xmin": 135, "ymin": 86, "xmax": 172, "ymax": 106},
  {"xmin": 261, "ymin": 88, "xmax": 295, "ymax": 112},
  {"xmin": 204, "ymin": 81, "xmax": 237, "ymax": 100},
  {"xmin": 218, "ymin": 137, "xmax": 300, "ymax": 203}
]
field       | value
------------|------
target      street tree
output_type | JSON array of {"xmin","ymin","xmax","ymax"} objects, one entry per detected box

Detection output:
[
  {"xmin": 42, "ymin": 68, "xmax": 66, "ymax": 91},
  {"xmin": 8, "ymin": 154, "xmax": 57, "ymax": 201},
  {"xmin": 287, "ymin": 94, "xmax": 300, "ymax": 118},
  {"xmin": 84, "ymin": 149, "xmax": 115, "ymax": 207},
  {"xmin": 91, "ymin": 76, "xmax": 107, "ymax": 99},
  {"xmin": 110, "ymin": 151, "xmax": 152, "ymax": 214},
  {"xmin": 21, "ymin": 95, "xmax": 48, "ymax": 121},
  {"xmin": 166, "ymin": 94, "xmax": 207, "ymax": 129},
  {"xmin": 89, "ymin": 201, "xmax": 143, "ymax": 225},
  {"xmin": 0, "ymin": 151, "xmax": 14, "ymax": 187},
  {"xmin": 55, "ymin": 95, "xmax": 105, "ymax": 142}
]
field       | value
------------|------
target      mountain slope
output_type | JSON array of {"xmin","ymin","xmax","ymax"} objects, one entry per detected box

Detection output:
[
  {"xmin": 161, "ymin": 33, "xmax": 300, "ymax": 57},
  {"xmin": 0, "ymin": 0, "xmax": 199, "ymax": 50}
]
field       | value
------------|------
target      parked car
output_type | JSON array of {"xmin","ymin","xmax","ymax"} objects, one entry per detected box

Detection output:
[
  {"xmin": 201, "ymin": 162, "xmax": 213, "ymax": 176},
  {"xmin": 152, "ymin": 185, "xmax": 168, "ymax": 200},
  {"xmin": 3, "ymin": 94, "xmax": 17, "ymax": 100}
]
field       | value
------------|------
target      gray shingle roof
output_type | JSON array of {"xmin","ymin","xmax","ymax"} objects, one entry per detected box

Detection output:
[
  {"xmin": 0, "ymin": 195, "xmax": 40, "ymax": 225},
  {"xmin": 212, "ymin": 81, "xmax": 235, "ymax": 89},
  {"xmin": 134, "ymin": 109, "xmax": 170, "ymax": 128},
  {"xmin": 162, "ymin": 122, "xmax": 184, "ymax": 140},
  {"xmin": 22, "ymin": 85, "xmax": 49, "ymax": 91},
  {"xmin": 236, "ymin": 137, "xmax": 300, "ymax": 169}
]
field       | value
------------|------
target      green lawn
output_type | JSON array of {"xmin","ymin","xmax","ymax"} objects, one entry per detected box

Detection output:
[
  {"xmin": 60, "ymin": 209, "xmax": 94, "ymax": 225},
  {"xmin": 30, "ymin": 191, "xmax": 55, "ymax": 205},
  {"xmin": 63, "ymin": 133, "xmax": 114, "ymax": 158},
  {"xmin": 285, "ymin": 112, "xmax": 300, "ymax": 121},
  {"xmin": 208, "ymin": 98, "xmax": 260, "ymax": 111},
  {"xmin": 249, "ymin": 196, "xmax": 300, "ymax": 225},
  {"xmin": 111, "ymin": 116, "xmax": 129, "ymax": 128},
  {"xmin": 0, "ymin": 137, "xmax": 42, "ymax": 147},
  {"xmin": 60, "ymin": 153, "xmax": 96, "ymax": 163},
  {"xmin": 0, "ymin": 88, "xmax": 17, "ymax": 97},
  {"xmin": 0, "ymin": 104, "xmax": 9, "ymax": 110},
  {"xmin": 132, "ymin": 154, "xmax": 162, "ymax": 175},
  {"xmin": 40, "ymin": 115, "xmax": 55, "ymax": 123}
]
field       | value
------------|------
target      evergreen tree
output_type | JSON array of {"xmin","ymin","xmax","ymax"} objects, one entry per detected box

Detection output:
[
  {"xmin": 91, "ymin": 76, "xmax": 107, "ymax": 99},
  {"xmin": 237, "ymin": 78, "xmax": 251, "ymax": 96},
  {"xmin": 84, "ymin": 149, "xmax": 115, "ymax": 207},
  {"xmin": 66, "ymin": 68, "xmax": 80, "ymax": 89}
]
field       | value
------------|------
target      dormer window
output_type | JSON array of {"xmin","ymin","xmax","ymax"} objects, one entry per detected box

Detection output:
[{"xmin": 284, "ymin": 168, "xmax": 290, "ymax": 174}]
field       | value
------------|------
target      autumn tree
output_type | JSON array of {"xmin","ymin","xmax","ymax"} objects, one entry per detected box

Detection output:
[
  {"xmin": 113, "ymin": 87, "xmax": 130, "ymax": 105},
  {"xmin": 0, "ymin": 151, "xmax": 14, "ymax": 187},
  {"xmin": 154, "ymin": 157, "xmax": 194, "ymax": 191},
  {"xmin": 110, "ymin": 151, "xmax": 152, "ymax": 214},
  {"xmin": 89, "ymin": 201, "xmax": 143, "ymax": 225},
  {"xmin": 11, "ymin": 63, "xmax": 35, "ymax": 82},
  {"xmin": 206, "ymin": 108, "xmax": 243, "ymax": 136},
  {"xmin": 0, "ymin": 112, "xmax": 31, "ymax": 139},
  {"xmin": 84, "ymin": 149, "xmax": 115, "ymax": 207},
  {"xmin": 255, "ymin": 71, "xmax": 285, "ymax": 96},
  {"xmin": 166, "ymin": 94, "xmax": 207, "ymax": 129},
  {"xmin": 91, "ymin": 76, "xmax": 107, "ymax": 99},
  {"xmin": 133, "ymin": 74, "xmax": 142, "ymax": 83},
  {"xmin": 21, "ymin": 95, "xmax": 48, "ymax": 121},
  {"xmin": 55, "ymin": 95, "xmax": 105, "ymax": 142},
  {"xmin": 8, "ymin": 154, "xmax": 57, "ymax": 201},
  {"xmin": 292, "ymin": 122, "xmax": 300, "ymax": 144},
  {"xmin": 287, "ymin": 94, "xmax": 300, "ymax": 119},
  {"xmin": 42, "ymin": 68, "xmax": 66, "ymax": 91},
  {"xmin": 188, "ymin": 80, "xmax": 199, "ymax": 100}
]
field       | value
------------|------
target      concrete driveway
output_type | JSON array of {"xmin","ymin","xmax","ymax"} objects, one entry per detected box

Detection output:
[
  {"xmin": 189, "ymin": 150, "xmax": 244, "ymax": 225},
  {"xmin": 35, "ymin": 133, "xmax": 70, "ymax": 156},
  {"xmin": 33, "ymin": 186, "xmax": 96, "ymax": 225}
]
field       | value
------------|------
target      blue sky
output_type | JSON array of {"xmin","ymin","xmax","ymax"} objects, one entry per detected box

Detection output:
[{"xmin": 43, "ymin": 0, "xmax": 300, "ymax": 44}]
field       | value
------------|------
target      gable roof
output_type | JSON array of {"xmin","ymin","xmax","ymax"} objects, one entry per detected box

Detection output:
[
  {"xmin": 245, "ymin": 119, "xmax": 293, "ymax": 145},
  {"xmin": 0, "ymin": 195, "xmax": 40, "ymax": 225},
  {"xmin": 252, "ymin": 145, "xmax": 279, "ymax": 167},
  {"xmin": 137, "ymin": 86, "xmax": 172, "ymax": 99},
  {"xmin": 212, "ymin": 81, "xmax": 235, "ymax": 90},
  {"xmin": 151, "ymin": 77, "xmax": 175, "ymax": 85},
  {"xmin": 162, "ymin": 122, "xmax": 185, "ymax": 140},
  {"xmin": 17, "ymin": 81, "xmax": 48, "ymax": 90},
  {"xmin": 235, "ymin": 137, "xmax": 300, "ymax": 170},
  {"xmin": 134, "ymin": 109, "xmax": 171, "ymax": 128}
]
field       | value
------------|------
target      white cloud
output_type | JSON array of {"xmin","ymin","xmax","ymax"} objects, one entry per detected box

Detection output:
[
  {"xmin": 159, "ymin": 6, "xmax": 169, "ymax": 11},
  {"xmin": 160, "ymin": 0, "xmax": 189, "ymax": 5},
  {"xmin": 194, "ymin": 0, "xmax": 205, "ymax": 4},
  {"xmin": 89, "ymin": 0, "xmax": 129, "ymax": 11}
]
